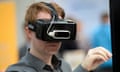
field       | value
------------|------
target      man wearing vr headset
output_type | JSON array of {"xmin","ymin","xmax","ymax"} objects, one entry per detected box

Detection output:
[{"xmin": 6, "ymin": 1, "xmax": 112, "ymax": 72}]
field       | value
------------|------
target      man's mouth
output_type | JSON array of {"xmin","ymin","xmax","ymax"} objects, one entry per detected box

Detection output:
[
  {"xmin": 48, "ymin": 44, "xmax": 58, "ymax": 47},
  {"xmin": 46, "ymin": 41, "xmax": 60, "ymax": 43}
]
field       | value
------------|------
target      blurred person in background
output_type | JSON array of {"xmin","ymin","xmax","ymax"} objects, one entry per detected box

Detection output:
[
  {"xmin": 6, "ymin": 1, "xmax": 112, "ymax": 72},
  {"xmin": 90, "ymin": 12, "xmax": 112, "ymax": 72}
]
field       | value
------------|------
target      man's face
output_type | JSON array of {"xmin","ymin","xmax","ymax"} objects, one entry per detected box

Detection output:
[{"xmin": 26, "ymin": 11, "xmax": 61, "ymax": 55}]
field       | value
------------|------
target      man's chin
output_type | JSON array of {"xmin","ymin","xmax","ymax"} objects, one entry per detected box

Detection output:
[
  {"xmin": 46, "ymin": 47, "xmax": 60, "ymax": 55},
  {"xmin": 48, "ymin": 51, "xmax": 58, "ymax": 55}
]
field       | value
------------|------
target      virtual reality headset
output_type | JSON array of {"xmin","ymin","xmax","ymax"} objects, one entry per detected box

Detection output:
[
  {"xmin": 27, "ymin": 2, "xmax": 76, "ymax": 41},
  {"xmin": 28, "ymin": 19, "xmax": 76, "ymax": 41}
]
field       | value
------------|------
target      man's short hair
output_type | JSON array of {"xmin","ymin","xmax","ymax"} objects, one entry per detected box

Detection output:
[{"xmin": 24, "ymin": 2, "xmax": 65, "ymax": 28}]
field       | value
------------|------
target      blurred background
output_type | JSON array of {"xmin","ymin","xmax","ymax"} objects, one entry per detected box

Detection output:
[{"xmin": 0, "ymin": 0, "xmax": 112, "ymax": 72}]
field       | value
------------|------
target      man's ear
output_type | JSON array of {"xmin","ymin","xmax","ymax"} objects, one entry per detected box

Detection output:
[{"xmin": 24, "ymin": 27, "xmax": 32, "ymax": 41}]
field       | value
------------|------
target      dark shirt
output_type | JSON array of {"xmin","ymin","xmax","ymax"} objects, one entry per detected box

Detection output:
[{"xmin": 6, "ymin": 49, "xmax": 88, "ymax": 72}]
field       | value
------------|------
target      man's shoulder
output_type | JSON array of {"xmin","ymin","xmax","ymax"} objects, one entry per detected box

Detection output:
[{"xmin": 5, "ymin": 63, "xmax": 37, "ymax": 72}]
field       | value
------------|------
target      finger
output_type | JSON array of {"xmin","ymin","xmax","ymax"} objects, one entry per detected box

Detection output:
[
  {"xmin": 88, "ymin": 48, "xmax": 110, "ymax": 60},
  {"xmin": 97, "ymin": 47, "xmax": 112, "ymax": 58},
  {"xmin": 92, "ymin": 50, "xmax": 109, "ymax": 60},
  {"xmin": 92, "ymin": 54, "xmax": 107, "ymax": 62},
  {"xmin": 88, "ymin": 49, "xmax": 109, "ymax": 61}
]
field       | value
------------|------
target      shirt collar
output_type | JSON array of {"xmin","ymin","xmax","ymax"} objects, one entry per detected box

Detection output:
[{"xmin": 23, "ymin": 48, "xmax": 61, "ymax": 71}]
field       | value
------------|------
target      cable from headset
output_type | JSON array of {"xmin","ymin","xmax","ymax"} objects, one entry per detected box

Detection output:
[{"xmin": 47, "ymin": 15, "xmax": 55, "ymax": 35}]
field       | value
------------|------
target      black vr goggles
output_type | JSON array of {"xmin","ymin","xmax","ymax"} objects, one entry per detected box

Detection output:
[{"xmin": 28, "ymin": 2, "xmax": 76, "ymax": 41}]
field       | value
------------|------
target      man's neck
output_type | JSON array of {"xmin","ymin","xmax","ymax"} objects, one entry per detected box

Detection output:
[{"xmin": 30, "ymin": 48, "xmax": 53, "ymax": 66}]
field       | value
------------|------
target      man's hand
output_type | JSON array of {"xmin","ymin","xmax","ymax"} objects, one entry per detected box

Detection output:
[{"xmin": 81, "ymin": 47, "xmax": 112, "ymax": 71}]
